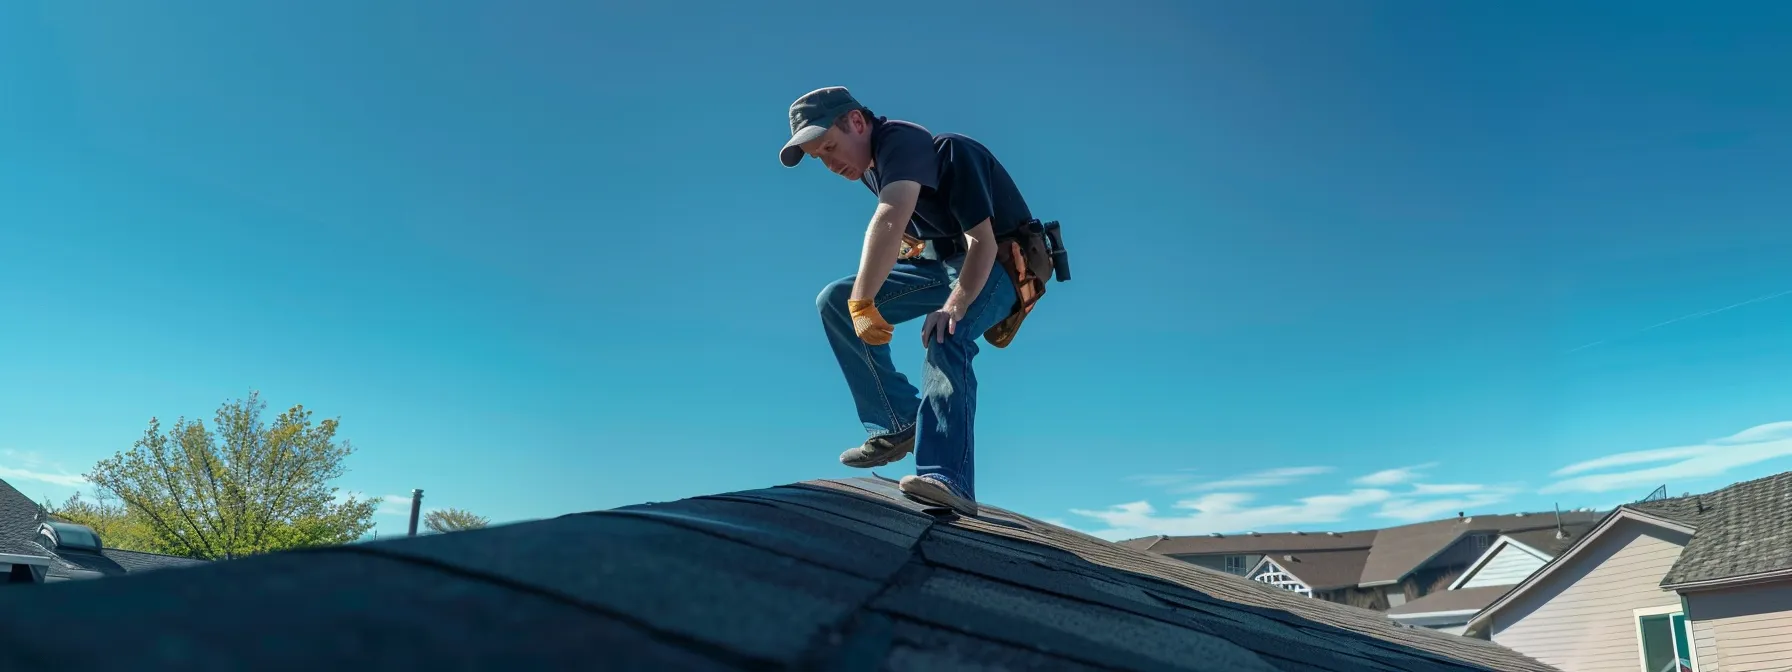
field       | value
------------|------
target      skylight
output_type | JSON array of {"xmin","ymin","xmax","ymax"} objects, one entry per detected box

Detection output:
[{"xmin": 40, "ymin": 521, "xmax": 104, "ymax": 552}]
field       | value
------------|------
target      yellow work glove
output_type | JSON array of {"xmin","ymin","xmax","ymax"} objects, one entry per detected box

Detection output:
[{"xmin": 848, "ymin": 299, "xmax": 894, "ymax": 346}]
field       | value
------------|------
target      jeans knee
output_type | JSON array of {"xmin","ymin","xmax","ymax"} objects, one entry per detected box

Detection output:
[{"xmin": 816, "ymin": 277, "xmax": 854, "ymax": 317}]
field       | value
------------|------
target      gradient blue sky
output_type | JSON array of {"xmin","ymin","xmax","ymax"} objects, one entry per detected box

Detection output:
[{"xmin": 4, "ymin": 2, "xmax": 1791, "ymax": 540}]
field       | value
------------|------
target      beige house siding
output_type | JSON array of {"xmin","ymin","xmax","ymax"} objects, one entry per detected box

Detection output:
[
  {"xmin": 1691, "ymin": 617, "xmax": 1720, "ymax": 672},
  {"xmin": 1685, "ymin": 580, "xmax": 1792, "ymax": 672},
  {"xmin": 1462, "ymin": 541, "xmax": 1550, "ymax": 588},
  {"xmin": 1487, "ymin": 519, "xmax": 1691, "ymax": 671}
]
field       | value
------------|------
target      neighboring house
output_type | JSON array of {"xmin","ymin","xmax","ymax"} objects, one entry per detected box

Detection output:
[
  {"xmin": 1123, "ymin": 509, "xmax": 1606, "ymax": 616},
  {"xmin": 1464, "ymin": 471, "xmax": 1792, "ymax": 672},
  {"xmin": 0, "ymin": 477, "xmax": 207, "ymax": 584},
  {"xmin": 1384, "ymin": 521, "xmax": 1598, "ymax": 634},
  {"xmin": 0, "ymin": 476, "xmax": 1564, "ymax": 670}
]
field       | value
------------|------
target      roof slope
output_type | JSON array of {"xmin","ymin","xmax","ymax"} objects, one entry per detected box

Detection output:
[
  {"xmin": 1500, "ymin": 522, "xmax": 1595, "ymax": 558},
  {"xmin": 0, "ymin": 478, "xmax": 49, "ymax": 557},
  {"xmin": 1132, "ymin": 531, "xmax": 1376, "ymax": 556},
  {"xmin": 44, "ymin": 547, "xmax": 209, "ymax": 580},
  {"xmin": 1358, "ymin": 512, "xmax": 1603, "ymax": 585},
  {"xmin": 1629, "ymin": 470, "xmax": 1792, "ymax": 587},
  {"xmin": 0, "ymin": 477, "xmax": 1558, "ymax": 671},
  {"xmin": 1385, "ymin": 586, "xmax": 1511, "ymax": 617},
  {"xmin": 1258, "ymin": 548, "xmax": 1373, "ymax": 592}
]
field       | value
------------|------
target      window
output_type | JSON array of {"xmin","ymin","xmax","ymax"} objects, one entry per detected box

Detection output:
[
  {"xmin": 1224, "ymin": 555, "xmax": 1247, "ymax": 575},
  {"xmin": 1634, "ymin": 607, "xmax": 1695, "ymax": 672},
  {"xmin": 1470, "ymin": 533, "xmax": 1493, "ymax": 551}
]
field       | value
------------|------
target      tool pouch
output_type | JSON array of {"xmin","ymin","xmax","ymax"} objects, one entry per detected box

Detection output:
[{"xmin": 983, "ymin": 229, "xmax": 1054, "ymax": 348}]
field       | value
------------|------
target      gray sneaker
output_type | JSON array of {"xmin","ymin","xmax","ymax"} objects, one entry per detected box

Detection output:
[
  {"xmin": 838, "ymin": 427, "xmax": 915, "ymax": 468},
  {"xmin": 898, "ymin": 474, "xmax": 978, "ymax": 517}
]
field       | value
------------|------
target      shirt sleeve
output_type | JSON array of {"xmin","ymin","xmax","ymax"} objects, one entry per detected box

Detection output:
[
  {"xmin": 872, "ymin": 123, "xmax": 940, "ymax": 192},
  {"xmin": 936, "ymin": 137, "xmax": 996, "ymax": 233}
]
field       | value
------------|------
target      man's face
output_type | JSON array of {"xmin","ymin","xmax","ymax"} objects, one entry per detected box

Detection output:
[{"xmin": 798, "ymin": 111, "xmax": 872, "ymax": 182}]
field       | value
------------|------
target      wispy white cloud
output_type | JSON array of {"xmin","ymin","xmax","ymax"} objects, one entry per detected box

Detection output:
[
  {"xmin": 1073, "ymin": 461, "xmax": 1525, "ymax": 539},
  {"xmin": 0, "ymin": 450, "xmax": 89, "ymax": 488},
  {"xmin": 1070, "ymin": 489, "xmax": 1394, "ymax": 540},
  {"xmin": 1353, "ymin": 462, "xmax": 1439, "ymax": 487},
  {"xmin": 1542, "ymin": 421, "xmax": 1792, "ymax": 494},
  {"xmin": 1375, "ymin": 483, "xmax": 1523, "ymax": 522},
  {"xmin": 0, "ymin": 466, "xmax": 88, "ymax": 488},
  {"xmin": 377, "ymin": 494, "xmax": 416, "ymax": 517},
  {"xmin": 1173, "ymin": 466, "xmax": 1333, "ymax": 493}
]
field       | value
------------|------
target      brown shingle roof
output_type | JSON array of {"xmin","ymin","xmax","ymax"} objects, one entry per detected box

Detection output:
[
  {"xmin": 1258, "ymin": 548, "xmax": 1372, "ymax": 592},
  {"xmin": 1131, "ymin": 510, "xmax": 1606, "ymax": 588},
  {"xmin": 1500, "ymin": 522, "xmax": 1596, "ymax": 558},
  {"xmin": 1142, "ymin": 530, "xmax": 1375, "ymax": 556},
  {"xmin": 1359, "ymin": 512, "xmax": 1602, "ymax": 585},
  {"xmin": 1385, "ymin": 585, "xmax": 1511, "ymax": 617},
  {"xmin": 1629, "ymin": 470, "xmax": 1792, "ymax": 587}
]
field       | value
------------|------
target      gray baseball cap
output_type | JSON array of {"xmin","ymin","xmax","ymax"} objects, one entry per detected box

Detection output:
[{"xmin": 779, "ymin": 86, "xmax": 863, "ymax": 168}]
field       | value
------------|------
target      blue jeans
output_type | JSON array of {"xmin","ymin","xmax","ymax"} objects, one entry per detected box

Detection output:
[{"xmin": 816, "ymin": 254, "xmax": 1017, "ymax": 501}]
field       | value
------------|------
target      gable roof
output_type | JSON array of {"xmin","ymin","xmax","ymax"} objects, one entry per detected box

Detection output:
[
  {"xmin": 1249, "ymin": 548, "xmax": 1374, "ymax": 592},
  {"xmin": 1465, "ymin": 504, "xmax": 1702, "ymax": 635},
  {"xmin": 1447, "ymin": 521, "xmax": 1597, "ymax": 591},
  {"xmin": 1630, "ymin": 470, "xmax": 1792, "ymax": 590},
  {"xmin": 0, "ymin": 476, "xmax": 1561, "ymax": 671},
  {"xmin": 1357, "ymin": 512, "xmax": 1601, "ymax": 586},
  {"xmin": 1128, "ymin": 510, "xmax": 1606, "ymax": 589}
]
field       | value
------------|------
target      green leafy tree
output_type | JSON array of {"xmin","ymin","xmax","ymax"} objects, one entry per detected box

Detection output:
[
  {"xmin": 423, "ymin": 507, "xmax": 490, "ymax": 533},
  {"xmin": 45, "ymin": 491, "xmax": 161, "ymax": 553},
  {"xmin": 82, "ymin": 392, "xmax": 378, "ymax": 560}
]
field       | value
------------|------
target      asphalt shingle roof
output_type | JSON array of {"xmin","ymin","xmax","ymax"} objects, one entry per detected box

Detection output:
[
  {"xmin": 1259, "ymin": 548, "xmax": 1373, "ymax": 592},
  {"xmin": 0, "ymin": 476, "xmax": 1556, "ymax": 671},
  {"xmin": 1384, "ymin": 586, "xmax": 1511, "ymax": 617},
  {"xmin": 0, "ymin": 478, "xmax": 48, "ymax": 554},
  {"xmin": 44, "ymin": 547, "xmax": 209, "ymax": 580},
  {"xmin": 1130, "ymin": 511, "xmax": 1605, "ymax": 590},
  {"xmin": 1358, "ymin": 513, "xmax": 1603, "ymax": 586},
  {"xmin": 1628, "ymin": 470, "xmax": 1792, "ymax": 587}
]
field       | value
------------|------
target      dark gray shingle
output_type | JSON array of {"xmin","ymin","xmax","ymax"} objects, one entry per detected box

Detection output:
[
  {"xmin": 0, "ymin": 477, "xmax": 1558, "ymax": 671},
  {"xmin": 1630, "ymin": 470, "xmax": 1792, "ymax": 587}
]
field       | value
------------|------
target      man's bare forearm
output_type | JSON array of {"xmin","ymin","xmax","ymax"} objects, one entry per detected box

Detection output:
[
  {"xmin": 849, "ymin": 204, "xmax": 910, "ymax": 303},
  {"xmin": 850, "ymin": 181, "xmax": 922, "ymax": 303},
  {"xmin": 944, "ymin": 219, "xmax": 999, "ymax": 318}
]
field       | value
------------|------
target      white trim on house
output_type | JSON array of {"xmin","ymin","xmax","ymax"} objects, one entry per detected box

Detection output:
[
  {"xmin": 1447, "ymin": 534, "xmax": 1554, "ymax": 591},
  {"xmin": 1246, "ymin": 556, "xmax": 1314, "ymax": 597},
  {"xmin": 1465, "ymin": 507, "xmax": 1698, "ymax": 634},
  {"xmin": 0, "ymin": 552, "xmax": 52, "ymax": 566}
]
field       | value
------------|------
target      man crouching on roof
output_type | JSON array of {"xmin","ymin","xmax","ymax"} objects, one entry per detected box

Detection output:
[{"xmin": 780, "ymin": 86, "xmax": 1033, "ymax": 518}]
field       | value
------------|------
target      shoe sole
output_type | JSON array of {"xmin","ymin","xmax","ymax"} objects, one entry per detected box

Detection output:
[
  {"xmin": 898, "ymin": 476, "xmax": 978, "ymax": 517},
  {"xmin": 840, "ymin": 439, "xmax": 914, "ymax": 469}
]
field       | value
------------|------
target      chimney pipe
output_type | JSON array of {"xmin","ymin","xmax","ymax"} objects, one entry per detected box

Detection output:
[
  {"xmin": 1554, "ymin": 503, "xmax": 1566, "ymax": 539},
  {"xmin": 408, "ymin": 489, "xmax": 424, "ymax": 537}
]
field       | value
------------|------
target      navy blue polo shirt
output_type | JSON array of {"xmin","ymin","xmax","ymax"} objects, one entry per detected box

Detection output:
[{"xmin": 859, "ymin": 117, "xmax": 1033, "ymax": 242}]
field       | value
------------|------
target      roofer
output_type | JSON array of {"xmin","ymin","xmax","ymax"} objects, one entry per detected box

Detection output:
[{"xmin": 779, "ymin": 86, "xmax": 1068, "ymax": 517}]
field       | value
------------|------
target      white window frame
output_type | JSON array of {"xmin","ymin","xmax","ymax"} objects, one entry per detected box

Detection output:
[
  {"xmin": 1631, "ymin": 604, "xmax": 1699, "ymax": 672},
  {"xmin": 1224, "ymin": 555, "xmax": 1247, "ymax": 575}
]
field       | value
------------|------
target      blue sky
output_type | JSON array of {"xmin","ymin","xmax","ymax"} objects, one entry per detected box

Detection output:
[{"xmin": 3, "ymin": 2, "xmax": 1791, "ymax": 541}]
